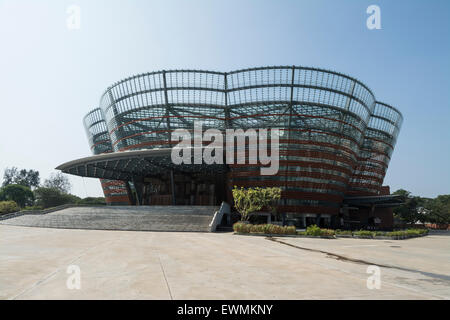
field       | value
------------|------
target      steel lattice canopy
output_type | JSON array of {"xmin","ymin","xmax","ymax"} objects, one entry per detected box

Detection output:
[{"xmin": 56, "ymin": 148, "xmax": 228, "ymax": 181}]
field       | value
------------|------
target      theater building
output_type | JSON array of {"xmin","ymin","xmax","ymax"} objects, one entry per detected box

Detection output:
[{"xmin": 57, "ymin": 66, "xmax": 403, "ymax": 229}]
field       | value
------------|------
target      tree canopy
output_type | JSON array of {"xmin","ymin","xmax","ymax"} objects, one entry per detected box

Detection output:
[
  {"xmin": 0, "ymin": 167, "xmax": 105, "ymax": 210},
  {"xmin": 232, "ymin": 186, "xmax": 282, "ymax": 221},
  {"xmin": 0, "ymin": 184, "xmax": 35, "ymax": 208},
  {"xmin": 393, "ymin": 189, "xmax": 450, "ymax": 224},
  {"xmin": 42, "ymin": 172, "xmax": 72, "ymax": 194},
  {"xmin": 34, "ymin": 187, "xmax": 80, "ymax": 209},
  {"xmin": 2, "ymin": 167, "xmax": 40, "ymax": 189}
]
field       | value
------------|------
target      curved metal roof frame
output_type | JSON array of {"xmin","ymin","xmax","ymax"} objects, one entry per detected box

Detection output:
[{"xmin": 56, "ymin": 148, "xmax": 227, "ymax": 181}]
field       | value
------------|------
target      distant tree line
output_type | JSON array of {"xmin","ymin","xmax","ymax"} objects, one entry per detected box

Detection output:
[
  {"xmin": 393, "ymin": 189, "xmax": 450, "ymax": 225},
  {"xmin": 0, "ymin": 167, "xmax": 105, "ymax": 214}
]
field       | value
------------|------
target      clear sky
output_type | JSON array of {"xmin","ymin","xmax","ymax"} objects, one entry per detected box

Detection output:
[{"xmin": 0, "ymin": 0, "xmax": 449, "ymax": 198}]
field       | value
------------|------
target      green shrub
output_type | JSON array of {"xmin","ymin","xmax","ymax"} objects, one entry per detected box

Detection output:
[
  {"xmin": 305, "ymin": 224, "xmax": 322, "ymax": 236},
  {"xmin": 269, "ymin": 224, "xmax": 281, "ymax": 234},
  {"xmin": 320, "ymin": 228, "xmax": 335, "ymax": 236},
  {"xmin": 354, "ymin": 230, "xmax": 375, "ymax": 238},
  {"xmin": 286, "ymin": 226, "xmax": 296, "ymax": 235},
  {"xmin": 304, "ymin": 225, "xmax": 335, "ymax": 237},
  {"xmin": 22, "ymin": 205, "xmax": 43, "ymax": 211},
  {"xmin": 405, "ymin": 228, "xmax": 428, "ymax": 236},
  {"xmin": 389, "ymin": 231, "xmax": 405, "ymax": 237},
  {"xmin": 262, "ymin": 224, "xmax": 272, "ymax": 234},
  {"xmin": 0, "ymin": 200, "xmax": 20, "ymax": 214},
  {"xmin": 233, "ymin": 222, "xmax": 246, "ymax": 233},
  {"xmin": 336, "ymin": 229, "xmax": 353, "ymax": 236},
  {"xmin": 406, "ymin": 229, "xmax": 420, "ymax": 236},
  {"xmin": 250, "ymin": 224, "xmax": 262, "ymax": 233}
]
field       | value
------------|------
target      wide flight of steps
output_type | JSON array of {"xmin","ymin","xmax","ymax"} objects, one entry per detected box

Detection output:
[{"xmin": 0, "ymin": 205, "xmax": 219, "ymax": 232}]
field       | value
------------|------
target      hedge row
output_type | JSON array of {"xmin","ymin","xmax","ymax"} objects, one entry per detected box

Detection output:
[
  {"xmin": 351, "ymin": 229, "xmax": 429, "ymax": 238},
  {"xmin": 233, "ymin": 222, "xmax": 296, "ymax": 235},
  {"xmin": 233, "ymin": 223, "xmax": 429, "ymax": 239}
]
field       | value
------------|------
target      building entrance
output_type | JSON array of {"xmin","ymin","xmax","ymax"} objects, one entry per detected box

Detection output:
[{"xmin": 131, "ymin": 171, "xmax": 226, "ymax": 206}]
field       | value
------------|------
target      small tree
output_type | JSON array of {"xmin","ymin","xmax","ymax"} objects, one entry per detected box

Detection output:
[
  {"xmin": 0, "ymin": 184, "xmax": 34, "ymax": 208},
  {"xmin": 232, "ymin": 186, "xmax": 282, "ymax": 221},
  {"xmin": 232, "ymin": 186, "xmax": 264, "ymax": 221},
  {"xmin": 259, "ymin": 187, "xmax": 281, "ymax": 218},
  {"xmin": 43, "ymin": 172, "xmax": 72, "ymax": 194}
]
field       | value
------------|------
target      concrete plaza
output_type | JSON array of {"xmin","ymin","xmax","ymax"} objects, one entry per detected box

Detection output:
[{"xmin": 1, "ymin": 225, "xmax": 449, "ymax": 300}]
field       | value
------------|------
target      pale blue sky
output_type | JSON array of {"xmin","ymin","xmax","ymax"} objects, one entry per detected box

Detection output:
[{"xmin": 0, "ymin": 0, "xmax": 449, "ymax": 198}]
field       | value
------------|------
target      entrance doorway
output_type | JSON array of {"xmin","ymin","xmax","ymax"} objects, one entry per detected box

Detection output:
[{"xmin": 131, "ymin": 171, "xmax": 226, "ymax": 206}]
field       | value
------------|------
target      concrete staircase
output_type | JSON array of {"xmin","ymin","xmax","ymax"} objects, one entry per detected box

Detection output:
[{"xmin": 0, "ymin": 205, "xmax": 219, "ymax": 232}]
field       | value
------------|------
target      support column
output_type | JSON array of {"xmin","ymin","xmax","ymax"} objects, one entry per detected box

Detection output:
[
  {"xmin": 284, "ymin": 66, "xmax": 296, "ymax": 208},
  {"xmin": 132, "ymin": 177, "xmax": 143, "ymax": 206},
  {"xmin": 125, "ymin": 181, "xmax": 136, "ymax": 205},
  {"xmin": 170, "ymin": 170, "xmax": 176, "ymax": 205},
  {"xmin": 162, "ymin": 70, "xmax": 172, "ymax": 145}
]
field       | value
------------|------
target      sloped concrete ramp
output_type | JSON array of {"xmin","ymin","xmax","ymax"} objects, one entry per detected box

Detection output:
[{"xmin": 0, "ymin": 206, "xmax": 218, "ymax": 232}]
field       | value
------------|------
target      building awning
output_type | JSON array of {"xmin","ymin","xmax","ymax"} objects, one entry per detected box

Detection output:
[
  {"xmin": 56, "ymin": 148, "xmax": 227, "ymax": 181},
  {"xmin": 343, "ymin": 195, "xmax": 403, "ymax": 208}
]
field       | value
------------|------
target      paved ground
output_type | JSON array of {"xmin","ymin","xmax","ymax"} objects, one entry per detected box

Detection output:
[
  {"xmin": 0, "ymin": 206, "xmax": 217, "ymax": 232},
  {"xmin": 1, "ymin": 225, "xmax": 449, "ymax": 300}
]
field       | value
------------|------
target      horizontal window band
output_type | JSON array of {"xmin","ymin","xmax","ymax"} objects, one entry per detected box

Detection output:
[
  {"xmin": 229, "ymin": 170, "xmax": 349, "ymax": 183},
  {"xmin": 277, "ymin": 205, "xmax": 340, "ymax": 215},
  {"xmin": 229, "ymin": 180, "xmax": 347, "ymax": 193},
  {"xmin": 229, "ymin": 160, "xmax": 354, "ymax": 176},
  {"xmin": 108, "ymin": 112, "xmax": 365, "ymax": 142},
  {"xmin": 104, "ymin": 195, "xmax": 131, "ymax": 203}
]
